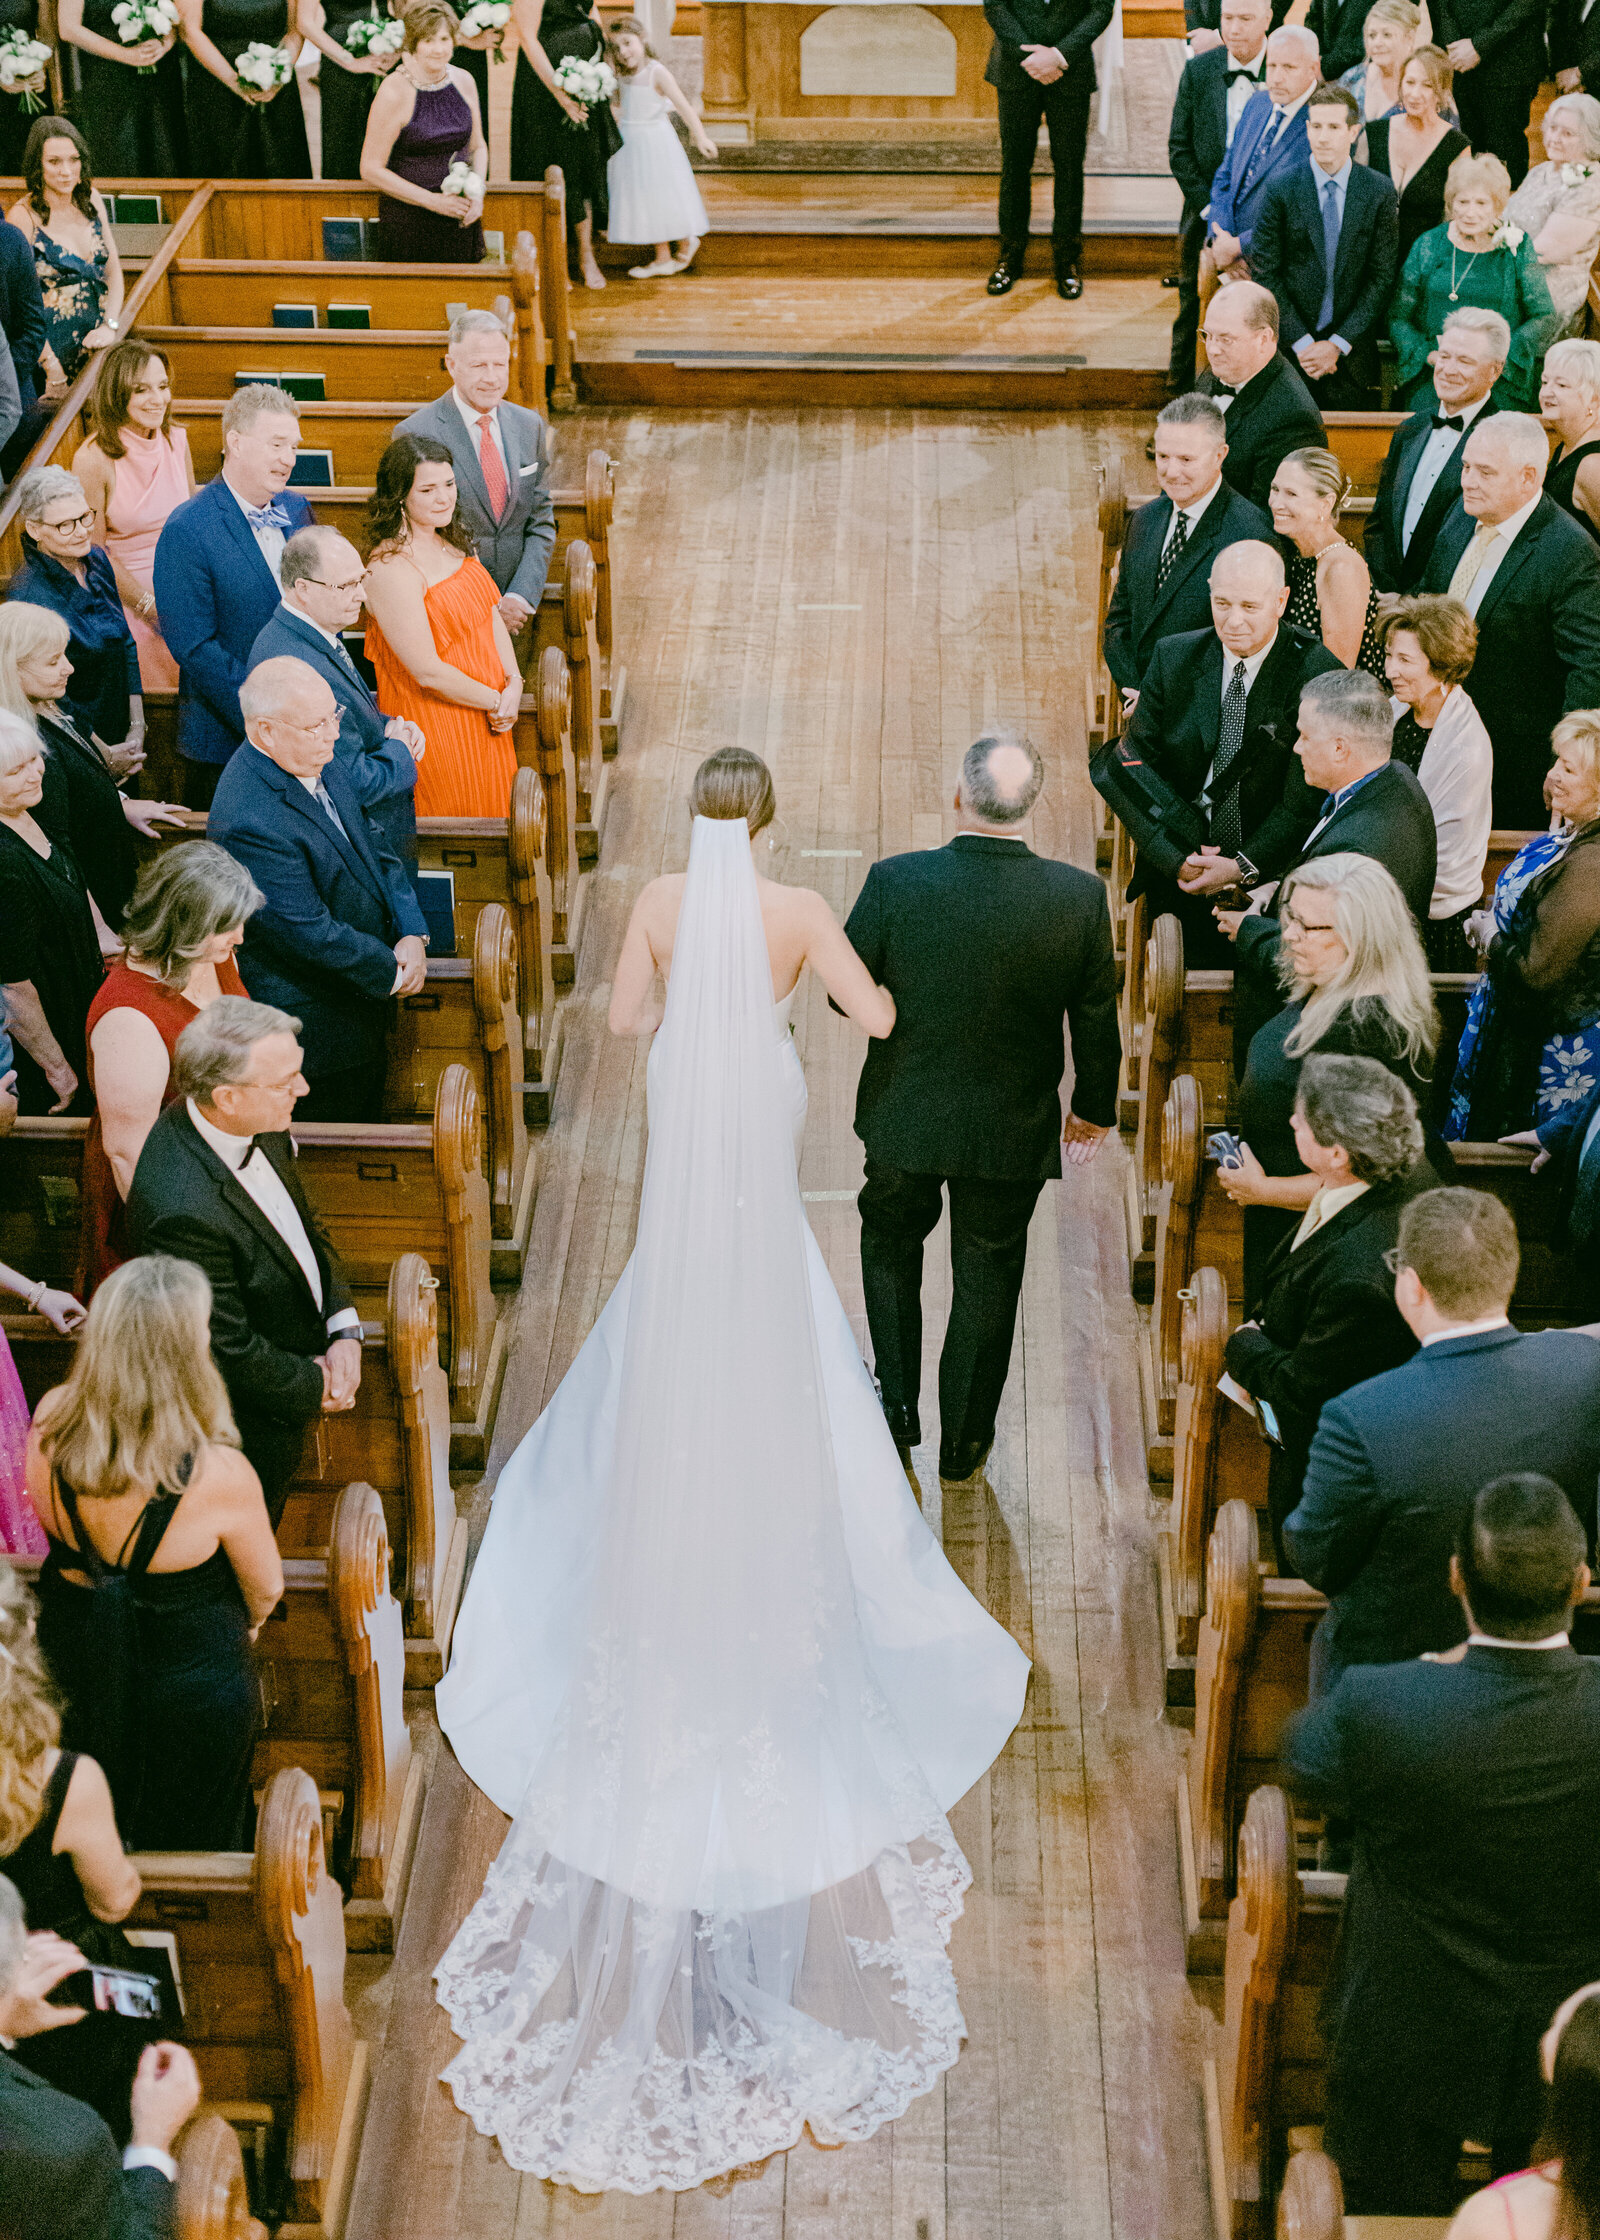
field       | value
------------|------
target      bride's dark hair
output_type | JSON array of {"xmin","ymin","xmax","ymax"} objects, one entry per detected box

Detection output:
[{"xmin": 690, "ymin": 748, "xmax": 775, "ymax": 835}]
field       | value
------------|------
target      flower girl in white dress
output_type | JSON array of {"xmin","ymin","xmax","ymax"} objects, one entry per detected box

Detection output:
[{"xmin": 605, "ymin": 17, "xmax": 716, "ymax": 277}]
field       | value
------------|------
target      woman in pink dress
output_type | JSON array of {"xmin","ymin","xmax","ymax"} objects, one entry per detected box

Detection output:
[
  {"xmin": 0, "ymin": 1258, "xmax": 86, "ymax": 1557},
  {"xmin": 72, "ymin": 340, "xmax": 195, "ymax": 694}
]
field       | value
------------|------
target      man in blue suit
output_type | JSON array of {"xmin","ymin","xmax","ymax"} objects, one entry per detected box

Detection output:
[
  {"xmin": 1167, "ymin": 0, "xmax": 1273, "ymax": 385},
  {"xmin": 1251, "ymin": 80, "xmax": 1399, "ymax": 404},
  {"xmin": 1285, "ymin": 1187, "xmax": 1600, "ymax": 1694},
  {"xmin": 207, "ymin": 656, "xmax": 428, "ymax": 1123},
  {"xmin": 1203, "ymin": 23, "xmax": 1320, "ymax": 284},
  {"xmin": 248, "ymin": 527, "xmax": 422, "ymax": 872},
  {"xmin": 153, "ymin": 385, "xmax": 314, "ymax": 807}
]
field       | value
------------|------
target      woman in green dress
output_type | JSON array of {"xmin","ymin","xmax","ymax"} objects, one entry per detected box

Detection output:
[{"xmin": 1389, "ymin": 147, "xmax": 1561, "ymax": 411}]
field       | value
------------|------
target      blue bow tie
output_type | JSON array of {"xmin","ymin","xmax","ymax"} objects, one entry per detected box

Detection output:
[{"xmin": 244, "ymin": 501, "xmax": 291, "ymax": 534}]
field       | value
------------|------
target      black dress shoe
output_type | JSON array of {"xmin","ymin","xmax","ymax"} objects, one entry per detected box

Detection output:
[
  {"xmin": 882, "ymin": 1402, "xmax": 920, "ymax": 1460},
  {"xmin": 938, "ymin": 1434, "xmax": 995, "ymax": 1486},
  {"xmin": 1055, "ymin": 264, "xmax": 1083, "ymax": 300},
  {"xmin": 987, "ymin": 253, "xmax": 1023, "ymax": 296}
]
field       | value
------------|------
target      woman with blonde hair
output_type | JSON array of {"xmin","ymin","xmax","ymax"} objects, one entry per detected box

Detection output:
[
  {"xmin": 1390, "ymin": 149, "xmax": 1562, "ymax": 410},
  {"xmin": 1217, "ymin": 852, "xmax": 1443, "ymax": 1291},
  {"xmin": 1450, "ymin": 709, "xmax": 1600, "ymax": 1137},
  {"xmin": 1362, "ymin": 44, "xmax": 1469, "ymax": 260},
  {"xmin": 0, "ymin": 1557, "xmax": 166, "ymax": 2138},
  {"xmin": 1541, "ymin": 335, "xmax": 1600, "ymax": 541},
  {"xmin": 25, "ymin": 1255, "xmax": 282, "ymax": 1849},
  {"xmin": 1337, "ymin": 0, "xmax": 1422, "ymax": 123},
  {"xmin": 1507, "ymin": 94, "xmax": 1600, "ymax": 326},
  {"xmin": 1269, "ymin": 448, "xmax": 1388, "ymax": 678}
]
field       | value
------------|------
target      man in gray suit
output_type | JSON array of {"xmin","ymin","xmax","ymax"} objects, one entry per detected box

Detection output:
[{"xmin": 393, "ymin": 309, "xmax": 556, "ymax": 638}]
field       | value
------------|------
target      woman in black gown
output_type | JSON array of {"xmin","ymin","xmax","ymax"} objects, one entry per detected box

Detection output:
[
  {"xmin": 27, "ymin": 1254, "xmax": 284, "ymax": 1854},
  {"xmin": 508, "ymin": 0, "xmax": 619, "ymax": 287},
  {"xmin": 0, "ymin": 717, "xmax": 102, "ymax": 1117},
  {"xmin": 297, "ymin": 0, "xmax": 401, "ymax": 179},
  {"xmin": 0, "ymin": 0, "xmax": 48, "ymax": 175},
  {"xmin": 177, "ymin": 0, "xmax": 312, "ymax": 177},
  {"xmin": 61, "ymin": 0, "xmax": 188, "ymax": 174},
  {"xmin": 1363, "ymin": 48, "xmax": 1468, "ymax": 260}
]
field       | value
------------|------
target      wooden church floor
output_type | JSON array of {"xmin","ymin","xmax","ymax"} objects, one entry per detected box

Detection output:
[{"xmin": 344, "ymin": 404, "xmax": 1211, "ymax": 2240}]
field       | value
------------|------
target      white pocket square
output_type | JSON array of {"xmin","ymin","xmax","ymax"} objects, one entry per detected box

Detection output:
[{"xmin": 518, "ymin": 463, "xmax": 539, "ymax": 476}]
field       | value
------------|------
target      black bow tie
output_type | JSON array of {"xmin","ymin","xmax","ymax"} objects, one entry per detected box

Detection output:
[
  {"xmin": 1210, "ymin": 382, "xmax": 1237, "ymax": 398},
  {"xmin": 1431, "ymin": 413, "xmax": 1465, "ymax": 431},
  {"xmin": 1226, "ymin": 64, "xmax": 1260, "ymax": 81}
]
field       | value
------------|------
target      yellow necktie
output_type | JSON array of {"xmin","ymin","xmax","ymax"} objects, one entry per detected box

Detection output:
[{"xmin": 1448, "ymin": 521, "xmax": 1500, "ymax": 601}]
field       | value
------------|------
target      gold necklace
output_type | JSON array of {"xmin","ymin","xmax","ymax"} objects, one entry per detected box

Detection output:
[{"xmin": 1448, "ymin": 228, "xmax": 1492, "ymax": 301}]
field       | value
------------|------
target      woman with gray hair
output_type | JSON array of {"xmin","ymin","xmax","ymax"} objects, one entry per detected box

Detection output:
[
  {"xmin": 0, "ymin": 711, "xmax": 101, "ymax": 1116},
  {"xmin": 79, "ymin": 841, "xmax": 260, "ymax": 1297},
  {"xmin": 1541, "ymin": 336, "xmax": 1600, "ymax": 540},
  {"xmin": 1223, "ymin": 1051, "xmax": 1431, "ymax": 1562},
  {"xmin": 1507, "ymin": 95, "xmax": 1600, "ymax": 324},
  {"xmin": 7, "ymin": 464, "xmax": 142, "ymax": 765}
]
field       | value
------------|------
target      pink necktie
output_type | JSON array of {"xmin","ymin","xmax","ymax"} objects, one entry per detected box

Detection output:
[{"xmin": 478, "ymin": 413, "xmax": 508, "ymax": 521}]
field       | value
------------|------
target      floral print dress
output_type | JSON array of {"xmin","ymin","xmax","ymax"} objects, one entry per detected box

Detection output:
[{"xmin": 31, "ymin": 210, "xmax": 109, "ymax": 384}]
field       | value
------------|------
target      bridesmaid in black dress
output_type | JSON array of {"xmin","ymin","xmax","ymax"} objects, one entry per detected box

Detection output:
[
  {"xmin": 508, "ymin": 0, "xmax": 619, "ymax": 287},
  {"xmin": 360, "ymin": 0, "xmax": 486, "ymax": 258},
  {"xmin": 0, "ymin": 0, "xmax": 48, "ymax": 176},
  {"xmin": 176, "ymin": 0, "xmax": 312, "ymax": 176},
  {"xmin": 1363, "ymin": 50, "xmax": 1469, "ymax": 261},
  {"xmin": 297, "ymin": 0, "xmax": 401, "ymax": 179},
  {"xmin": 0, "ymin": 727, "xmax": 101, "ymax": 1117},
  {"xmin": 61, "ymin": 0, "xmax": 188, "ymax": 174},
  {"xmin": 27, "ymin": 1255, "xmax": 284, "ymax": 1854}
]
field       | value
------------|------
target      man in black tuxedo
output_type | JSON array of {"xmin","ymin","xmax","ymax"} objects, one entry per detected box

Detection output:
[
  {"xmin": 1289, "ymin": 1473, "xmax": 1600, "ymax": 2214},
  {"xmin": 1192, "ymin": 280, "xmax": 1326, "ymax": 508},
  {"xmin": 1286, "ymin": 1186, "xmax": 1600, "ymax": 1692},
  {"xmin": 0, "ymin": 1876, "xmax": 202, "ymax": 2240},
  {"xmin": 1166, "ymin": 0, "xmax": 1273, "ymax": 386},
  {"xmin": 1302, "ymin": 0, "xmax": 1379, "ymax": 76},
  {"xmin": 1250, "ymin": 81, "xmax": 1399, "ymax": 406},
  {"xmin": 1433, "ymin": 0, "xmax": 1546, "ymax": 184},
  {"xmin": 1184, "ymin": 0, "xmax": 1288, "ymax": 40},
  {"xmin": 208, "ymin": 654, "xmax": 429, "ymax": 1123},
  {"xmin": 982, "ymin": 0, "xmax": 1114, "ymax": 298},
  {"xmin": 1215, "ymin": 665, "xmax": 1437, "ymax": 1061},
  {"xmin": 1364, "ymin": 307, "xmax": 1507, "ymax": 592},
  {"xmin": 1551, "ymin": 0, "xmax": 1600, "ymax": 97},
  {"xmin": 1423, "ymin": 412, "xmax": 1600, "ymax": 827},
  {"xmin": 845, "ymin": 734, "xmax": 1120, "ymax": 1485},
  {"xmin": 1118, "ymin": 538, "xmax": 1338, "ymax": 964},
  {"xmin": 1104, "ymin": 395, "xmax": 1274, "ymax": 695},
  {"xmin": 126, "ymin": 996, "xmax": 362, "ymax": 1527}
]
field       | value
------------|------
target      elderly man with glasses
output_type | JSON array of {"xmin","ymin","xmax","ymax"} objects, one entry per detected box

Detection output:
[
  {"xmin": 205, "ymin": 653, "xmax": 428, "ymax": 1122},
  {"xmin": 248, "ymin": 524, "xmax": 425, "ymax": 873}
]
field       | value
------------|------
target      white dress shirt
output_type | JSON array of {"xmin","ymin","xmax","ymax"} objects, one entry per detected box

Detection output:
[
  {"xmin": 1224, "ymin": 47, "xmax": 1266, "ymax": 146},
  {"xmin": 1419, "ymin": 1313, "xmax": 1511, "ymax": 1347},
  {"xmin": 1466, "ymin": 1631, "xmax": 1572, "ymax": 1649},
  {"xmin": 453, "ymin": 388, "xmax": 508, "ymax": 481},
  {"xmin": 123, "ymin": 2146, "xmax": 179, "ymax": 2182},
  {"xmin": 1455, "ymin": 490, "xmax": 1543, "ymax": 614},
  {"xmin": 1292, "ymin": 1177, "xmax": 1369, "ymax": 1247},
  {"xmin": 1199, "ymin": 628, "xmax": 1277, "ymax": 815},
  {"xmin": 1301, "ymin": 154, "xmax": 1355, "ymax": 356},
  {"xmin": 1396, "ymin": 684, "xmax": 1495, "ymax": 917},
  {"xmin": 1400, "ymin": 392, "xmax": 1493, "ymax": 554},
  {"xmin": 1161, "ymin": 475, "xmax": 1224, "ymax": 563},
  {"xmin": 187, "ymin": 1098, "xmax": 361, "ymax": 1337},
  {"xmin": 224, "ymin": 474, "xmax": 288, "ymax": 587}
]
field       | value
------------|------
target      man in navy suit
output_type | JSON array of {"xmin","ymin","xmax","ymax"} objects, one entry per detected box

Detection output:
[
  {"xmin": 248, "ymin": 527, "xmax": 422, "ymax": 871},
  {"xmin": 207, "ymin": 656, "xmax": 428, "ymax": 1122},
  {"xmin": 1286, "ymin": 1186, "xmax": 1600, "ymax": 1694},
  {"xmin": 1251, "ymin": 80, "xmax": 1399, "ymax": 405},
  {"xmin": 1104, "ymin": 393, "xmax": 1273, "ymax": 697},
  {"xmin": 1364, "ymin": 308, "xmax": 1506, "ymax": 592},
  {"xmin": 1167, "ymin": 0, "xmax": 1273, "ymax": 385},
  {"xmin": 1203, "ymin": 23, "xmax": 1321, "ymax": 286},
  {"xmin": 153, "ymin": 385, "xmax": 314, "ymax": 806}
]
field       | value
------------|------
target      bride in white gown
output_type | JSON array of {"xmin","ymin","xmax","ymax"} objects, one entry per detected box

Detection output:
[{"xmin": 434, "ymin": 749, "xmax": 1030, "ymax": 2194}]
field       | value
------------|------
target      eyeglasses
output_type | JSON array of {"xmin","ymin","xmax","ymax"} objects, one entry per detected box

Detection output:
[
  {"xmin": 303, "ymin": 574, "xmax": 368, "ymax": 593},
  {"xmin": 293, "ymin": 713, "xmax": 342, "ymax": 739},
  {"xmin": 1381, "ymin": 1247, "xmax": 1413, "ymax": 1274},
  {"xmin": 38, "ymin": 511, "xmax": 93, "ymax": 536},
  {"xmin": 1280, "ymin": 906, "xmax": 1339, "ymax": 935}
]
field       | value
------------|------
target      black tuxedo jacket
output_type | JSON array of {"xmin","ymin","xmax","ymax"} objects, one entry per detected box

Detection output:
[
  {"xmin": 1168, "ymin": 43, "xmax": 1253, "ymax": 209},
  {"xmin": 982, "ymin": 0, "xmax": 1113, "ymax": 87},
  {"xmin": 206, "ymin": 744, "xmax": 426, "ymax": 1079},
  {"xmin": 1550, "ymin": 0, "xmax": 1600, "ymax": 90},
  {"xmin": 1197, "ymin": 355, "xmax": 1326, "ymax": 510},
  {"xmin": 1184, "ymin": 0, "xmax": 1290, "ymax": 26},
  {"xmin": 126, "ymin": 1098, "xmax": 353, "ymax": 1515},
  {"xmin": 1251, "ymin": 160, "xmax": 1400, "ymax": 372},
  {"xmin": 0, "ymin": 2050, "xmax": 173, "ymax": 2240},
  {"xmin": 1435, "ymin": 0, "xmax": 1547, "ymax": 82},
  {"xmin": 1103, "ymin": 482, "xmax": 1275, "ymax": 692},
  {"xmin": 1423, "ymin": 493, "xmax": 1600, "ymax": 827},
  {"xmin": 1289, "ymin": 1644, "xmax": 1600, "ymax": 2140},
  {"xmin": 1287, "ymin": 1326, "xmax": 1600, "ymax": 1685},
  {"xmin": 843, "ymin": 835, "xmax": 1120, "ymax": 1180},
  {"xmin": 1364, "ymin": 399, "xmax": 1502, "ymax": 592},
  {"xmin": 1304, "ymin": 0, "xmax": 1381, "ymax": 75},
  {"xmin": 1122, "ymin": 622, "xmax": 1339, "ymax": 881}
]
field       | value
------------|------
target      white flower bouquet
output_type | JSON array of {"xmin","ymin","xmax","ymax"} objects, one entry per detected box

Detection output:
[
  {"xmin": 458, "ymin": 0, "xmax": 509, "ymax": 59},
  {"xmin": 0, "ymin": 28, "xmax": 52, "ymax": 105},
  {"xmin": 109, "ymin": 0, "xmax": 178, "ymax": 71},
  {"xmin": 234, "ymin": 37, "xmax": 292, "ymax": 89},
  {"xmin": 442, "ymin": 158, "xmax": 484, "ymax": 199},
  {"xmin": 552, "ymin": 51, "xmax": 615, "ymax": 126},
  {"xmin": 344, "ymin": 7, "xmax": 402, "ymax": 55}
]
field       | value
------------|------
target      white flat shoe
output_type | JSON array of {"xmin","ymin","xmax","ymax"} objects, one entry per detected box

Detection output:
[
  {"xmin": 675, "ymin": 235, "xmax": 702, "ymax": 270},
  {"xmin": 628, "ymin": 260, "xmax": 677, "ymax": 277}
]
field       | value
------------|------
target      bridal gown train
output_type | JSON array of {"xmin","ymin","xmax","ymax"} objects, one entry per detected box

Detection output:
[{"xmin": 434, "ymin": 816, "xmax": 1030, "ymax": 2193}]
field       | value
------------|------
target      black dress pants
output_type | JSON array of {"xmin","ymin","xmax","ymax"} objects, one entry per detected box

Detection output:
[
  {"xmin": 1326, "ymin": 2078, "xmax": 1534, "ymax": 2218},
  {"xmin": 1454, "ymin": 64, "xmax": 1540, "ymax": 186},
  {"xmin": 995, "ymin": 59, "xmax": 1096, "ymax": 268},
  {"xmin": 858, "ymin": 1156, "xmax": 1046, "ymax": 1456}
]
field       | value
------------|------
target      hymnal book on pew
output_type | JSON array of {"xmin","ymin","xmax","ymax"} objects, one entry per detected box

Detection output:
[
  {"xmin": 417, "ymin": 870, "xmax": 458, "ymax": 958},
  {"xmin": 1219, "ymin": 1373, "xmax": 1282, "ymax": 1446},
  {"xmin": 235, "ymin": 369, "xmax": 326, "ymax": 402},
  {"xmin": 322, "ymin": 216, "xmax": 369, "ymax": 260},
  {"xmin": 109, "ymin": 193, "xmax": 162, "ymax": 223},
  {"xmin": 273, "ymin": 303, "xmax": 318, "ymax": 328},
  {"xmin": 327, "ymin": 303, "xmax": 371, "ymax": 329},
  {"xmin": 289, "ymin": 449, "xmax": 335, "ymax": 488}
]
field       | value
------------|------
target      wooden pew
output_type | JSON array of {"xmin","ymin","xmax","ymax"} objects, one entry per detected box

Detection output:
[
  {"xmin": 127, "ymin": 1764, "xmax": 369, "ymax": 2239},
  {"xmin": 1145, "ymin": 1076, "xmax": 1244, "ymax": 1485},
  {"xmin": 163, "ymin": 258, "xmax": 536, "ymax": 335},
  {"xmin": 527, "ymin": 641, "xmax": 588, "ymax": 981},
  {"xmin": 1125, "ymin": 912, "xmax": 1235, "ymax": 1281},
  {"xmin": 151, "ymin": 328, "xmax": 487, "ymax": 408},
  {"xmin": 175, "ymin": 2108, "xmax": 267, "ymax": 2240},
  {"xmin": 1273, "ymin": 2149, "xmax": 1451, "ymax": 2240}
]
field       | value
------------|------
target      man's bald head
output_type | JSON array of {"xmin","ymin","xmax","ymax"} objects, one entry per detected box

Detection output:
[
  {"xmin": 280, "ymin": 525, "xmax": 368, "ymax": 633},
  {"xmin": 956, "ymin": 731, "xmax": 1045, "ymax": 831},
  {"xmin": 1209, "ymin": 538, "xmax": 1290, "ymax": 657},
  {"xmin": 241, "ymin": 655, "xmax": 340, "ymax": 782}
]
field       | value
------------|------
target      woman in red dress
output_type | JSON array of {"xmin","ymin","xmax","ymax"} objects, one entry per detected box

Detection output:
[{"xmin": 80, "ymin": 839, "xmax": 260, "ymax": 1296}]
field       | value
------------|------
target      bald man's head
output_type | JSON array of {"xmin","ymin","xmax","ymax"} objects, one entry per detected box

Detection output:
[
  {"xmin": 280, "ymin": 525, "xmax": 368, "ymax": 633},
  {"xmin": 1210, "ymin": 538, "xmax": 1290, "ymax": 657},
  {"xmin": 241, "ymin": 655, "xmax": 340, "ymax": 782},
  {"xmin": 1200, "ymin": 281, "xmax": 1280, "ymax": 390},
  {"xmin": 956, "ymin": 731, "xmax": 1045, "ymax": 830}
]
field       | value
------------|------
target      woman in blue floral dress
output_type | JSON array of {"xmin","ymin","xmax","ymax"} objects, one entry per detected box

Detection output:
[
  {"xmin": 5, "ymin": 118, "xmax": 122, "ymax": 395},
  {"xmin": 1448, "ymin": 714, "xmax": 1600, "ymax": 1138}
]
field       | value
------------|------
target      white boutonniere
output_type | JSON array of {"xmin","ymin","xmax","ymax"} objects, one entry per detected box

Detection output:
[
  {"xmin": 1490, "ymin": 221, "xmax": 1525, "ymax": 252},
  {"xmin": 1561, "ymin": 161, "xmax": 1597, "ymax": 187}
]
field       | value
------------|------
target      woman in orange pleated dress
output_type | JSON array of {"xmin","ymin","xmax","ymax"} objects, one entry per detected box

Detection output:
[{"xmin": 362, "ymin": 433, "xmax": 523, "ymax": 817}]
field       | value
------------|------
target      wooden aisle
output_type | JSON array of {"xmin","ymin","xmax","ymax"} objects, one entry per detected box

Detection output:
[{"xmin": 344, "ymin": 404, "xmax": 1210, "ymax": 2240}]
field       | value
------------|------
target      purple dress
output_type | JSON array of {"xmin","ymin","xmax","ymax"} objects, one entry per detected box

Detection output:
[{"xmin": 378, "ymin": 76, "xmax": 486, "ymax": 265}]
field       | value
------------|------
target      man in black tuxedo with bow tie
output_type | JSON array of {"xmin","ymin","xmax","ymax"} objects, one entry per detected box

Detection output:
[
  {"xmin": 1167, "ymin": 0, "xmax": 1274, "ymax": 386},
  {"xmin": 1433, "ymin": 0, "xmax": 1545, "ymax": 184},
  {"xmin": 983, "ymin": 0, "xmax": 1114, "ymax": 298},
  {"xmin": 1193, "ymin": 280, "xmax": 1326, "ymax": 507},
  {"xmin": 1364, "ymin": 308, "xmax": 1507, "ymax": 592}
]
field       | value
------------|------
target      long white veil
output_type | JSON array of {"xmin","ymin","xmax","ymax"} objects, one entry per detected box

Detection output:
[{"xmin": 435, "ymin": 817, "xmax": 973, "ymax": 2192}]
